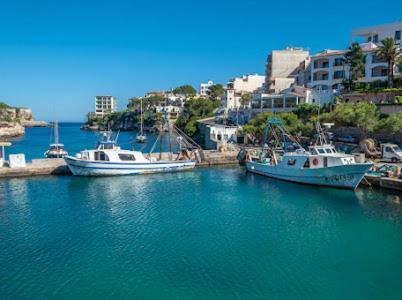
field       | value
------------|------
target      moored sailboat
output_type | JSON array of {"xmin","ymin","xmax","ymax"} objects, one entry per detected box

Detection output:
[
  {"xmin": 136, "ymin": 98, "xmax": 147, "ymax": 143},
  {"xmin": 44, "ymin": 121, "xmax": 68, "ymax": 158}
]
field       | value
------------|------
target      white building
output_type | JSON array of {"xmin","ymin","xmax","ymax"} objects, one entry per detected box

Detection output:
[
  {"xmin": 155, "ymin": 104, "xmax": 183, "ymax": 120},
  {"xmin": 222, "ymin": 74, "xmax": 265, "ymax": 110},
  {"xmin": 199, "ymin": 80, "xmax": 214, "ymax": 97},
  {"xmin": 351, "ymin": 22, "xmax": 402, "ymax": 46},
  {"xmin": 197, "ymin": 118, "xmax": 239, "ymax": 150},
  {"xmin": 227, "ymin": 74, "xmax": 265, "ymax": 93},
  {"xmin": 309, "ymin": 42, "xmax": 393, "ymax": 91},
  {"xmin": 265, "ymin": 47, "xmax": 310, "ymax": 93},
  {"xmin": 95, "ymin": 96, "xmax": 117, "ymax": 116}
]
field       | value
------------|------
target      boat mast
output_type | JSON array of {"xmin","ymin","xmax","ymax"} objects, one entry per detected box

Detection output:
[
  {"xmin": 54, "ymin": 121, "xmax": 59, "ymax": 150},
  {"xmin": 140, "ymin": 98, "xmax": 143, "ymax": 135}
]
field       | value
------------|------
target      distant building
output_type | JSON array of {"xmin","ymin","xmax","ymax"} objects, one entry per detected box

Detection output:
[
  {"xmin": 265, "ymin": 47, "xmax": 310, "ymax": 93},
  {"xmin": 95, "ymin": 96, "xmax": 117, "ymax": 116},
  {"xmin": 199, "ymin": 80, "xmax": 214, "ymax": 97},
  {"xmin": 222, "ymin": 74, "xmax": 265, "ymax": 109},
  {"xmin": 351, "ymin": 22, "xmax": 402, "ymax": 46},
  {"xmin": 197, "ymin": 118, "xmax": 239, "ymax": 150},
  {"xmin": 227, "ymin": 74, "xmax": 265, "ymax": 93}
]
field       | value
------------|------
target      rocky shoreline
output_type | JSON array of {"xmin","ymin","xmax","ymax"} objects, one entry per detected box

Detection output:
[{"xmin": 0, "ymin": 106, "xmax": 48, "ymax": 139}]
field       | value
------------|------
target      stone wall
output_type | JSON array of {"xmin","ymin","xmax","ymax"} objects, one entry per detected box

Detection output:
[{"xmin": 342, "ymin": 91, "xmax": 402, "ymax": 105}]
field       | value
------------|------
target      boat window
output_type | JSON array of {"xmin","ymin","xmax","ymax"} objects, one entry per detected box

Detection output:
[
  {"xmin": 385, "ymin": 146, "xmax": 392, "ymax": 152},
  {"xmin": 103, "ymin": 143, "xmax": 114, "ymax": 150},
  {"xmin": 118, "ymin": 154, "xmax": 136, "ymax": 161},
  {"xmin": 317, "ymin": 149, "xmax": 325, "ymax": 154},
  {"xmin": 287, "ymin": 159, "xmax": 296, "ymax": 166},
  {"xmin": 303, "ymin": 159, "xmax": 310, "ymax": 168},
  {"xmin": 95, "ymin": 151, "xmax": 109, "ymax": 161}
]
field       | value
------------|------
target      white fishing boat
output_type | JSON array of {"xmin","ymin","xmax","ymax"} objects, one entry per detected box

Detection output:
[
  {"xmin": 64, "ymin": 132, "xmax": 196, "ymax": 176},
  {"xmin": 242, "ymin": 118, "xmax": 373, "ymax": 190},
  {"xmin": 44, "ymin": 121, "xmax": 68, "ymax": 158},
  {"xmin": 136, "ymin": 98, "xmax": 147, "ymax": 143}
]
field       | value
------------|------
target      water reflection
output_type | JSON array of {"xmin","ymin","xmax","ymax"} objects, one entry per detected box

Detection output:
[{"xmin": 356, "ymin": 188, "xmax": 402, "ymax": 223}]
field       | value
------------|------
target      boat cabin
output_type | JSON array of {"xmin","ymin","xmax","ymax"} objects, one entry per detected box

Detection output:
[
  {"xmin": 48, "ymin": 143, "xmax": 66, "ymax": 150},
  {"xmin": 309, "ymin": 145, "xmax": 337, "ymax": 155},
  {"xmin": 76, "ymin": 148, "xmax": 150, "ymax": 163}
]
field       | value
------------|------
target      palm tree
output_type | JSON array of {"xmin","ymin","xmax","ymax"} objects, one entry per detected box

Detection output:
[
  {"xmin": 376, "ymin": 38, "xmax": 401, "ymax": 88},
  {"xmin": 344, "ymin": 43, "xmax": 365, "ymax": 91}
]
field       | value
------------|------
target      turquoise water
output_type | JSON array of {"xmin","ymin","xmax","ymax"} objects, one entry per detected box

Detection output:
[
  {"xmin": 7, "ymin": 123, "xmax": 176, "ymax": 161},
  {"xmin": 1, "ymin": 125, "xmax": 402, "ymax": 299}
]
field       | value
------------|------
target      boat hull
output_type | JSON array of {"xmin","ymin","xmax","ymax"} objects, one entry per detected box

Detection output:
[
  {"xmin": 64, "ymin": 156, "xmax": 196, "ymax": 176},
  {"xmin": 245, "ymin": 161, "xmax": 372, "ymax": 190}
]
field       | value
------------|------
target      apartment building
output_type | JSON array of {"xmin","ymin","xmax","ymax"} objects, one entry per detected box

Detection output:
[
  {"xmin": 351, "ymin": 22, "xmax": 402, "ymax": 46},
  {"xmin": 95, "ymin": 96, "xmax": 117, "ymax": 116},
  {"xmin": 265, "ymin": 47, "xmax": 310, "ymax": 93},
  {"xmin": 309, "ymin": 42, "xmax": 393, "ymax": 91}
]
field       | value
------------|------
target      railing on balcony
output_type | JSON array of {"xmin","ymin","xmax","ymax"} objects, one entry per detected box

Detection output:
[
  {"xmin": 372, "ymin": 55, "xmax": 387, "ymax": 64},
  {"xmin": 314, "ymin": 60, "xmax": 329, "ymax": 69}
]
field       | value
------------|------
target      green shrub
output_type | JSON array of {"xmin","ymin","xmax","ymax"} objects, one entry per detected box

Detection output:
[{"xmin": 376, "ymin": 113, "xmax": 402, "ymax": 134}]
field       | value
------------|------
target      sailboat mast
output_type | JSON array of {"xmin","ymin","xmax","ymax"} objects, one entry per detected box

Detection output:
[
  {"xmin": 55, "ymin": 121, "xmax": 59, "ymax": 145},
  {"xmin": 140, "ymin": 98, "xmax": 143, "ymax": 135}
]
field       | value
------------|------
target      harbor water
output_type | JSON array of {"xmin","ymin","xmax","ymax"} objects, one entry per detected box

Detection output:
[{"xmin": 1, "ymin": 124, "xmax": 402, "ymax": 298}]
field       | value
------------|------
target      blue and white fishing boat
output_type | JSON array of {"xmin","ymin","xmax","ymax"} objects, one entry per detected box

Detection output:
[
  {"xmin": 243, "ymin": 118, "xmax": 372, "ymax": 190},
  {"xmin": 64, "ymin": 132, "xmax": 196, "ymax": 176}
]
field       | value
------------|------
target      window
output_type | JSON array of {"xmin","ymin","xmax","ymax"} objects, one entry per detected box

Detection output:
[
  {"xmin": 287, "ymin": 159, "xmax": 296, "ymax": 166},
  {"xmin": 318, "ymin": 149, "xmax": 325, "ymax": 154},
  {"xmin": 95, "ymin": 151, "xmax": 109, "ymax": 161},
  {"xmin": 395, "ymin": 30, "xmax": 401, "ymax": 40},
  {"xmin": 333, "ymin": 58, "xmax": 344, "ymax": 66},
  {"xmin": 118, "ymin": 153, "xmax": 136, "ymax": 161},
  {"xmin": 385, "ymin": 146, "xmax": 392, "ymax": 152},
  {"xmin": 373, "ymin": 34, "xmax": 379, "ymax": 43},
  {"xmin": 333, "ymin": 70, "xmax": 345, "ymax": 79},
  {"xmin": 368, "ymin": 36, "xmax": 372, "ymax": 42}
]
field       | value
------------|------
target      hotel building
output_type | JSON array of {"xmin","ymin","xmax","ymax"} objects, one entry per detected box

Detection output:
[{"xmin": 95, "ymin": 96, "xmax": 117, "ymax": 116}]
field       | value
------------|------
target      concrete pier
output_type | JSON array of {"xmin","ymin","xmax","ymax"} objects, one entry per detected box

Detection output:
[
  {"xmin": 0, "ymin": 158, "xmax": 70, "ymax": 178},
  {"xmin": 363, "ymin": 174, "xmax": 402, "ymax": 191}
]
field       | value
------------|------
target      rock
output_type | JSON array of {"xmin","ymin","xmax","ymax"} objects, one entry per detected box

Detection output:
[
  {"xmin": 0, "ymin": 122, "xmax": 25, "ymax": 138},
  {"xmin": 16, "ymin": 108, "xmax": 33, "ymax": 121},
  {"xmin": 21, "ymin": 120, "xmax": 49, "ymax": 127}
]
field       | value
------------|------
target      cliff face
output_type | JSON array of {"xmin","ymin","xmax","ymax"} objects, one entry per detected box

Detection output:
[
  {"xmin": 0, "ymin": 105, "xmax": 46, "ymax": 138},
  {"xmin": 0, "ymin": 122, "xmax": 25, "ymax": 138}
]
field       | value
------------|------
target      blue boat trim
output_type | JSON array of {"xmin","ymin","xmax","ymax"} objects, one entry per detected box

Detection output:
[{"xmin": 64, "ymin": 156, "xmax": 194, "ymax": 166}]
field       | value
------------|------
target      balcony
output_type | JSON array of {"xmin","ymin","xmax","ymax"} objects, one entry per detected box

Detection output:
[
  {"xmin": 333, "ymin": 58, "xmax": 344, "ymax": 67},
  {"xmin": 333, "ymin": 70, "xmax": 345, "ymax": 79},
  {"xmin": 372, "ymin": 55, "xmax": 387, "ymax": 64},
  {"xmin": 313, "ymin": 58, "xmax": 329, "ymax": 69},
  {"xmin": 371, "ymin": 66, "xmax": 388, "ymax": 77},
  {"xmin": 313, "ymin": 70, "xmax": 329, "ymax": 81}
]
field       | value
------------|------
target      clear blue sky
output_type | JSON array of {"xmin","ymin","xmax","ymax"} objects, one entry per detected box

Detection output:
[{"xmin": 0, "ymin": 0, "xmax": 401, "ymax": 121}]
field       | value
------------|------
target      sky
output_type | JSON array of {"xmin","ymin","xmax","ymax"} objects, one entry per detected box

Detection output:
[{"xmin": 0, "ymin": 0, "xmax": 401, "ymax": 121}]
